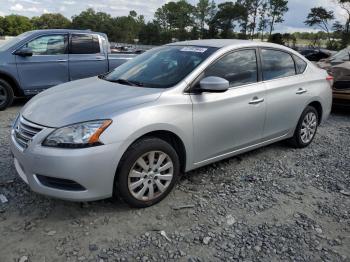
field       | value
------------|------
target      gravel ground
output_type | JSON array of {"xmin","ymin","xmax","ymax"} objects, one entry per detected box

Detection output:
[{"xmin": 0, "ymin": 100, "xmax": 349, "ymax": 262}]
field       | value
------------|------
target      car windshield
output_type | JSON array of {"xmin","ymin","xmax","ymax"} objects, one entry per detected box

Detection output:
[
  {"xmin": 103, "ymin": 45, "xmax": 218, "ymax": 88},
  {"xmin": 0, "ymin": 31, "xmax": 33, "ymax": 51}
]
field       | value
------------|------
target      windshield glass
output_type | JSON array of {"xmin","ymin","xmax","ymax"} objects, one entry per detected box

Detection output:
[
  {"xmin": 104, "ymin": 45, "xmax": 218, "ymax": 88},
  {"xmin": 0, "ymin": 31, "xmax": 33, "ymax": 51}
]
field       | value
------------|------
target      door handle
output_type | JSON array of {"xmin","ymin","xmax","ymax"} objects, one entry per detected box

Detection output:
[
  {"xmin": 56, "ymin": 59, "xmax": 67, "ymax": 62},
  {"xmin": 296, "ymin": 88, "xmax": 307, "ymax": 94},
  {"xmin": 249, "ymin": 97, "xmax": 264, "ymax": 105},
  {"xmin": 95, "ymin": 57, "xmax": 105, "ymax": 61}
]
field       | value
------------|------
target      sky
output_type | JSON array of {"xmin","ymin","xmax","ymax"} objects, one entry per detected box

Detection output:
[{"xmin": 0, "ymin": 0, "xmax": 347, "ymax": 33}]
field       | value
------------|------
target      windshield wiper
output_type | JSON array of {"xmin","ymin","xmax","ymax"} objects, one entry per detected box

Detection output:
[{"xmin": 105, "ymin": 78, "xmax": 144, "ymax": 87}]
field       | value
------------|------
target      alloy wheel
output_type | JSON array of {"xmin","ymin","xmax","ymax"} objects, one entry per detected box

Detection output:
[
  {"xmin": 128, "ymin": 151, "xmax": 174, "ymax": 201},
  {"xmin": 300, "ymin": 112, "xmax": 317, "ymax": 144}
]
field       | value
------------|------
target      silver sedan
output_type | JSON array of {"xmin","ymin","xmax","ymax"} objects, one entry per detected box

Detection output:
[{"xmin": 10, "ymin": 39, "xmax": 332, "ymax": 207}]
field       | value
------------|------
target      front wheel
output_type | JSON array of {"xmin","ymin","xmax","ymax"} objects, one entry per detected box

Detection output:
[
  {"xmin": 0, "ymin": 79, "xmax": 14, "ymax": 111},
  {"xmin": 289, "ymin": 106, "xmax": 319, "ymax": 148},
  {"xmin": 116, "ymin": 137, "xmax": 180, "ymax": 208}
]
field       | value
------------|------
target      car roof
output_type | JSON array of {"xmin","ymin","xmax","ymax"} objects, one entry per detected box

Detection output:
[
  {"xmin": 27, "ymin": 29, "xmax": 106, "ymax": 36},
  {"xmin": 167, "ymin": 39, "xmax": 288, "ymax": 49}
]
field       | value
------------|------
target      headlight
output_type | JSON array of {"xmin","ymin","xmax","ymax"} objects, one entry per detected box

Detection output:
[{"xmin": 42, "ymin": 120, "xmax": 112, "ymax": 148}]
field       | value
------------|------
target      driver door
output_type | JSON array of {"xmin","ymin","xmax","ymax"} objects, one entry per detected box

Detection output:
[
  {"xmin": 15, "ymin": 34, "xmax": 69, "ymax": 94},
  {"xmin": 191, "ymin": 49, "xmax": 266, "ymax": 164}
]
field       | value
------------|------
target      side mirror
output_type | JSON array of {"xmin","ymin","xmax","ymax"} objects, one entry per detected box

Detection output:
[
  {"xmin": 199, "ymin": 76, "xmax": 229, "ymax": 93},
  {"xmin": 14, "ymin": 48, "xmax": 33, "ymax": 57}
]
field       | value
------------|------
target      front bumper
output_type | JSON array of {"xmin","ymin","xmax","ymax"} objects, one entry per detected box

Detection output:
[{"xmin": 10, "ymin": 125, "xmax": 123, "ymax": 202}]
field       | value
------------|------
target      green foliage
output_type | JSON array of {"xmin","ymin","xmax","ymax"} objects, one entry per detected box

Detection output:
[
  {"xmin": 31, "ymin": 13, "xmax": 71, "ymax": 29},
  {"xmin": 305, "ymin": 7, "xmax": 334, "ymax": 30},
  {"xmin": 267, "ymin": 0, "xmax": 288, "ymax": 36},
  {"xmin": 4, "ymin": 0, "xmax": 348, "ymax": 49},
  {"xmin": 268, "ymin": 33, "xmax": 284, "ymax": 45},
  {"xmin": 71, "ymin": 9, "xmax": 144, "ymax": 42},
  {"xmin": 0, "ymin": 15, "xmax": 33, "ymax": 36},
  {"xmin": 195, "ymin": 0, "xmax": 211, "ymax": 38},
  {"xmin": 154, "ymin": 0, "xmax": 194, "ymax": 40},
  {"xmin": 305, "ymin": 7, "xmax": 335, "ymax": 48}
]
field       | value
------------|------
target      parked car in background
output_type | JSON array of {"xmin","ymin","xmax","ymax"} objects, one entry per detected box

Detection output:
[
  {"xmin": 0, "ymin": 29, "xmax": 138, "ymax": 110},
  {"xmin": 11, "ymin": 40, "xmax": 332, "ymax": 207},
  {"xmin": 110, "ymin": 44, "xmax": 145, "ymax": 54},
  {"xmin": 317, "ymin": 47, "xmax": 350, "ymax": 106},
  {"xmin": 299, "ymin": 48, "xmax": 333, "ymax": 62}
]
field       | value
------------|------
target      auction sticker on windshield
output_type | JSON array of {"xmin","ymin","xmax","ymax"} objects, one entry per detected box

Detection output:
[{"xmin": 180, "ymin": 47, "xmax": 208, "ymax": 53}]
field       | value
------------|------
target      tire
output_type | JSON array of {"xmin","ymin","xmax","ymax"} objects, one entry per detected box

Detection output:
[
  {"xmin": 116, "ymin": 137, "xmax": 180, "ymax": 208},
  {"xmin": 0, "ymin": 79, "xmax": 14, "ymax": 111},
  {"xmin": 289, "ymin": 106, "xmax": 319, "ymax": 148}
]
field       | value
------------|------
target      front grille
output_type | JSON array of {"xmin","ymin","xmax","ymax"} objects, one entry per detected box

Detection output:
[
  {"xmin": 14, "ymin": 117, "xmax": 44, "ymax": 149},
  {"xmin": 36, "ymin": 175, "xmax": 86, "ymax": 191}
]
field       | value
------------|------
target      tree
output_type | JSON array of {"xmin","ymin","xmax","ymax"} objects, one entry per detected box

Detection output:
[
  {"xmin": 31, "ymin": 13, "xmax": 71, "ymax": 29},
  {"xmin": 212, "ymin": 2, "xmax": 241, "ymax": 38},
  {"xmin": 267, "ymin": 0, "xmax": 289, "ymax": 36},
  {"xmin": 305, "ymin": 7, "xmax": 334, "ymax": 46},
  {"xmin": 249, "ymin": 0, "xmax": 264, "ymax": 38},
  {"xmin": 258, "ymin": 1, "xmax": 269, "ymax": 40},
  {"xmin": 0, "ymin": 16, "xmax": 4, "ymax": 36},
  {"xmin": 111, "ymin": 11, "xmax": 145, "ymax": 42},
  {"xmin": 195, "ymin": 0, "xmax": 211, "ymax": 38},
  {"xmin": 336, "ymin": 0, "xmax": 350, "ymax": 33},
  {"xmin": 268, "ymin": 33, "xmax": 284, "ymax": 45},
  {"xmin": 206, "ymin": 0, "xmax": 218, "ymax": 38},
  {"xmin": 154, "ymin": 0, "xmax": 194, "ymax": 41},
  {"xmin": 334, "ymin": 0, "xmax": 350, "ymax": 47},
  {"xmin": 139, "ymin": 22, "xmax": 161, "ymax": 45},
  {"xmin": 236, "ymin": 0, "xmax": 262, "ymax": 38},
  {"xmin": 1, "ymin": 15, "xmax": 33, "ymax": 36},
  {"xmin": 71, "ymin": 8, "xmax": 113, "ymax": 33}
]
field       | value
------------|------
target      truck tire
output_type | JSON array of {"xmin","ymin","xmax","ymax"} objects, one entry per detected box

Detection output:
[{"xmin": 0, "ymin": 79, "xmax": 14, "ymax": 111}]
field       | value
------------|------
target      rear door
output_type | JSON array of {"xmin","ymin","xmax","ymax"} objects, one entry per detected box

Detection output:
[
  {"xmin": 15, "ymin": 34, "xmax": 69, "ymax": 94},
  {"xmin": 68, "ymin": 33, "xmax": 108, "ymax": 81},
  {"xmin": 261, "ymin": 48, "xmax": 311, "ymax": 139}
]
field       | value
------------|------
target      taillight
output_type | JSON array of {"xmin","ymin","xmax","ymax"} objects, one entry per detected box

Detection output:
[{"xmin": 326, "ymin": 75, "xmax": 334, "ymax": 87}]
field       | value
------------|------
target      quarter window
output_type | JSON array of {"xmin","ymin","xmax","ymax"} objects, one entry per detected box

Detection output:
[
  {"xmin": 293, "ymin": 55, "xmax": 307, "ymax": 74},
  {"xmin": 205, "ymin": 49, "xmax": 258, "ymax": 87},
  {"xmin": 70, "ymin": 34, "xmax": 100, "ymax": 54},
  {"xmin": 23, "ymin": 35, "xmax": 67, "ymax": 55},
  {"xmin": 261, "ymin": 49, "xmax": 296, "ymax": 81}
]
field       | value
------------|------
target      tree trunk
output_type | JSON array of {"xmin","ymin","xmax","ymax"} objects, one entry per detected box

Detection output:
[{"xmin": 269, "ymin": 16, "xmax": 275, "ymax": 37}]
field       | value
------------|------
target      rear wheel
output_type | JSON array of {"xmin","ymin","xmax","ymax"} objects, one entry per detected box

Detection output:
[
  {"xmin": 289, "ymin": 106, "xmax": 319, "ymax": 148},
  {"xmin": 0, "ymin": 79, "xmax": 14, "ymax": 111},
  {"xmin": 116, "ymin": 137, "xmax": 180, "ymax": 208}
]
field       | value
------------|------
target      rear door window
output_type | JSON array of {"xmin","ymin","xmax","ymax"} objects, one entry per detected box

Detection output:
[
  {"xmin": 293, "ymin": 55, "xmax": 307, "ymax": 74},
  {"xmin": 261, "ymin": 49, "xmax": 296, "ymax": 81},
  {"xmin": 205, "ymin": 49, "xmax": 258, "ymax": 87},
  {"xmin": 70, "ymin": 34, "xmax": 100, "ymax": 54}
]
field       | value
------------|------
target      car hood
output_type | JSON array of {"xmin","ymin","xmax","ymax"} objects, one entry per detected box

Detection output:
[{"xmin": 21, "ymin": 77, "xmax": 163, "ymax": 127}]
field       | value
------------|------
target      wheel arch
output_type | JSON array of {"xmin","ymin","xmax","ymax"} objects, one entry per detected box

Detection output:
[
  {"xmin": 307, "ymin": 100, "xmax": 323, "ymax": 125},
  {"xmin": 112, "ymin": 128, "xmax": 189, "ymax": 197},
  {"xmin": 0, "ymin": 71, "xmax": 23, "ymax": 97}
]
